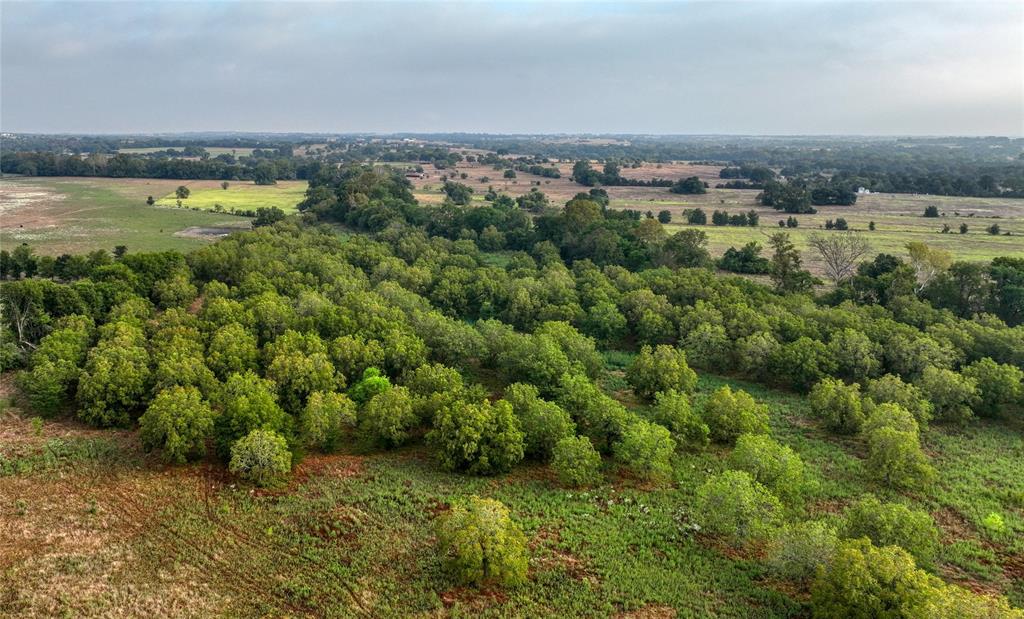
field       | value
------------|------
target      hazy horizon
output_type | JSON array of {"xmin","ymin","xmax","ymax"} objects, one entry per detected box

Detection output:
[{"xmin": 3, "ymin": 1, "xmax": 1022, "ymax": 136}]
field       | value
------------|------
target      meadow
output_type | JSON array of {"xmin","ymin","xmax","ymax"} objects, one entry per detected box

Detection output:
[
  {"xmin": 409, "ymin": 161, "xmax": 1024, "ymax": 276},
  {"xmin": 153, "ymin": 180, "xmax": 308, "ymax": 214},
  {"xmin": 2, "ymin": 367, "xmax": 1021, "ymax": 617},
  {"xmin": 0, "ymin": 177, "xmax": 253, "ymax": 255}
]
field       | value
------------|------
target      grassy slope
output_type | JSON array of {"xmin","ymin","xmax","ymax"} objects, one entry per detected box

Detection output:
[
  {"xmin": 154, "ymin": 181, "xmax": 307, "ymax": 214},
  {"xmin": 3, "ymin": 362, "xmax": 1021, "ymax": 617}
]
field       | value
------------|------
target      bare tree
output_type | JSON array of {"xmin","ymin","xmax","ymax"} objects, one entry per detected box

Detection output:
[{"xmin": 807, "ymin": 231, "xmax": 872, "ymax": 284}]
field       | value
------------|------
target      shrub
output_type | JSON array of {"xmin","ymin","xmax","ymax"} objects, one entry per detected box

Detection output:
[
  {"xmin": 864, "ymin": 425, "xmax": 935, "ymax": 490},
  {"xmin": 916, "ymin": 366, "xmax": 979, "ymax": 424},
  {"xmin": 651, "ymin": 389, "xmax": 709, "ymax": 450},
  {"xmin": 348, "ymin": 367, "xmax": 392, "ymax": 405},
  {"xmin": 808, "ymin": 378, "xmax": 864, "ymax": 434},
  {"xmin": 701, "ymin": 386, "xmax": 770, "ymax": 444},
  {"xmin": 727, "ymin": 433, "xmax": 809, "ymax": 505},
  {"xmin": 827, "ymin": 328, "xmax": 881, "ymax": 382},
  {"xmin": 429, "ymin": 399, "xmax": 525, "ymax": 475},
  {"xmin": 504, "ymin": 383, "xmax": 575, "ymax": 460},
  {"xmin": 613, "ymin": 420, "xmax": 676, "ymax": 483},
  {"xmin": 139, "ymin": 386, "xmax": 214, "ymax": 464},
  {"xmin": 771, "ymin": 337, "xmax": 836, "ymax": 392},
  {"xmin": 768, "ymin": 520, "xmax": 838, "ymax": 582},
  {"xmin": 436, "ymin": 496, "xmax": 528, "ymax": 587},
  {"xmin": 962, "ymin": 358, "xmax": 1023, "ymax": 419},
  {"xmin": 358, "ymin": 385, "xmax": 417, "ymax": 448},
  {"xmin": 228, "ymin": 429, "xmax": 292, "ymax": 486},
  {"xmin": 626, "ymin": 345, "xmax": 697, "ymax": 401},
  {"xmin": 694, "ymin": 470, "xmax": 783, "ymax": 542},
  {"xmin": 863, "ymin": 374, "xmax": 933, "ymax": 427},
  {"xmin": 551, "ymin": 435, "xmax": 603, "ymax": 487},
  {"xmin": 811, "ymin": 538, "xmax": 939, "ymax": 618},
  {"xmin": 215, "ymin": 371, "xmax": 290, "ymax": 459},
  {"xmin": 840, "ymin": 495, "xmax": 940, "ymax": 567},
  {"xmin": 18, "ymin": 360, "xmax": 70, "ymax": 416},
  {"xmin": 301, "ymin": 391, "xmax": 357, "ymax": 451}
]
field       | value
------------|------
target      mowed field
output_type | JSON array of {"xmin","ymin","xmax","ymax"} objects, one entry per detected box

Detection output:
[
  {"xmin": 0, "ymin": 177, "xmax": 253, "ymax": 255},
  {"xmin": 2, "ymin": 367, "xmax": 1022, "ymax": 617},
  {"xmin": 153, "ymin": 180, "xmax": 307, "ymax": 214},
  {"xmin": 410, "ymin": 161, "xmax": 1024, "ymax": 275}
]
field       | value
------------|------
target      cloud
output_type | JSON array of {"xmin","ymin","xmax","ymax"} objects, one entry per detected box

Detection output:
[{"xmin": 1, "ymin": 1, "xmax": 1021, "ymax": 135}]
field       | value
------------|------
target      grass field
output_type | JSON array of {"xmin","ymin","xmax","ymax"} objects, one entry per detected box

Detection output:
[
  {"xmin": 119, "ymin": 147, "xmax": 259, "ymax": 157},
  {"xmin": 2, "ymin": 365, "xmax": 1021, "ymax": 617},
  {"xmin": 408, "ymin": 161, "xmax": 1024, "ymax": 275},
  {"xmin": 0, "ymin": 177, "xmax": 253, "ymax": 255},
  {"xmin": 153, "ymin": 180, "xmax": 307, "ymax": 214}
]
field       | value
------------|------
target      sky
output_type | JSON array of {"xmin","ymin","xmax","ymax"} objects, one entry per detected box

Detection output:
[{"xmin": 1, "ymin": 1, "xmax": 1022, "ymax": 136}]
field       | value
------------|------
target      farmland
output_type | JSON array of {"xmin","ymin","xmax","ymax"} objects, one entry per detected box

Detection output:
[
  {"xmin": 153, "ymin": 180, "xmax": 307, "ymax": 214},
  {"xmin": 408, "ymin": 160, "xmax": 1024, "ymax": 275},
  {"xmin": 119, "ymin": 146, "xmax": 259, "ymax": 157},
  {"xmin": 0, "ymin": 176, "xmax": 253, "ymax": 255}
]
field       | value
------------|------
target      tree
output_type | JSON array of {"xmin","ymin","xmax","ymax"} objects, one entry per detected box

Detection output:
[
  {"xmin": 626, "ymin": 345, "xmax": 697, "ymax": 401},
  {"xmin": 670, "ymin": 176, "xmax": 706, "ymax": 195},
  {"xmin": 139, "ymin": 386, "xmax": 215, "ymax": 464},
  {"xmin": 614, "ymin": 419, "xmax": 675, "ymax": 483},
  {"xmin": 959, "ymin": 223, "xmax": 968, "ymax": 234},
  {"xmin": 701, "ymin": 385, "xmax": 770, "ymax": 444},
  {"xmin": 660, "ymin": 229, "xmax": 712, "ymax": 268},
  {"xmin": 916, "ymin": 366, "xmax": 979, "ymax": 424},
  {"xmin": 228, "ymin": 429, "xmax": 292, "ymax": 486},
  {"xmin": 808, "ymin": 378, "xmax": 865, "ymax": 434},
  {"xmin": 827, "ymin": 328, "xmax": 881, "ymax": 382},
  {"xmin": 686, "ymin": 208, "xmax": 707, "ymax": 225},
  {"xmin": 652, "ymin": 390, "xmax": 709, "ymax": 450},
  {"xmin": 864, "ymin": 374, "xmax": 933, "ymax": 427},
  {"xmin": 768, "ymin": 232, "xmax": 815, "ymax": 294},
  {"xmin": 253, "ymin": 162, "xmax": 277, "ymax": 185},
  {"xmin": 206, "ymin": 323, "xmax": 259, "ymax": 379},
  {"xmin": 358, "ymin": 385, "xmax": 417, "ymax": 447},
  {"xmin": 146, "ymin": 196, "xmax": 155, "ymax": 206},
  {"xmin": 840, "ymin": 495, "xmax": 940, "ymax": 567},
  {"xmin": 657, "ymin": 210, "xmax": 672, "ymax": 224},
  {"xmin": 923, "ymin": 205, "xmax": 939, "ymax": 217},
  {"xmin": 695, "ymin": 470, "xmax": 784, "ymax": 542},
  {"xmin": 215, "ymin": 370, "xmax": 291, "ymax": 458},
  {"xmin": 436, "ymin": 496, "xmax": 528, "ymax": 587},
  {"xmin": 504, "ymin": 383, "xmax": 575, "ymax": 460},
  {"xmin": 962, "ymin": 358, "xmax": 1023, "ymax": 418},
  {"xmin": 551, "ymin": 435, "xmax": 603, "ymax": 487},
  {"xmin": 987, "ymin": 223, "xmax": 1001, "ymax": 235},
  {"xmin": 301, "ymin": 391, "xmax": 357, "ymax": 451},
  {"xmin": 864, "ymin": 424, "xmax": 935, "ymax": 490},
  {"xmin": 772, "ymin": 337, "xmax": 836, "ymax": 392},
  {"xmin": 347, "ymin": 366, "xmax": 391, "ymax": 404},
  {"xmin": 811, "ymin": 538, "xmax": 940, "ymax": 618},
  {"xmin": 175, "ymin": 185, "xmax": 190, "ymax": 199},
  {"xmin": 221, "ymin": 181, "xmax": 230, "ymax": 190},
  {"xmin": 769, "ymin": 521, "xmax": 839, "ymax": 582},
  {"xmin": 429, "ymin": 399, "xmax": 525, "ymax": 475},
  {"xmin": 906, "ymin": 242, "xmax": 952, "ymax": 293},
  {"xmin": 807, "ymin": 232, "xmax": 871, "ymax": 284},
  {"xmin": 253, "ymin": 206, "xmax": 286, "ymax": 227},
  {"xmin": 18, "ymin": 360, "xmax": 67, "ymax": 416},
  {"xmin": 76, "ymin": 322, "xmax": 151, "ymax": 427},
  {"xmin": 442, "ymin": 181, "xmax": 474, "ymax": 205},
  {"xmin": 727, "ymin": 433, "xmax": 809, "ymax": 505}
]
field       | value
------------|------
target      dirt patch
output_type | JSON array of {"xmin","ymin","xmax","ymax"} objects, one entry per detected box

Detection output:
[
  {"xmin": 173, "ymin": 226, "xmax": 244, "ymax": 240},
  {"xmin": 617, "ymin": 605, "xmax": 678, "ymax": 619}
]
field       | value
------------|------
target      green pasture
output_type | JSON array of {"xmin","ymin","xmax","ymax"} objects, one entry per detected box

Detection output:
[{"xmin": 154, "ymin": 181, "xmax": 307, "ymax": 214}]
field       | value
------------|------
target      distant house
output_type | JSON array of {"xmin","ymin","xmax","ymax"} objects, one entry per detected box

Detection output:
[
  {"xmin": 405, "ymin": 171, "xmax": 427, "ymax": 179},
  {"xmin": 857, "ymin": 187, "xmax": 872, "ymax": 194}
]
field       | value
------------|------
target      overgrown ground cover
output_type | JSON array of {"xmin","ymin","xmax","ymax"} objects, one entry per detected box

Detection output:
[
  {"xmin": 0, "ymin": 177, "xmax": 252, "ymax": 255},
  {"xmin": 3, "ymin": 363, "xmax": 1021, "ymax": 617},
  {"xmin": 153, "ymin": 180, "xmax": 307, "ymax": 214}
]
